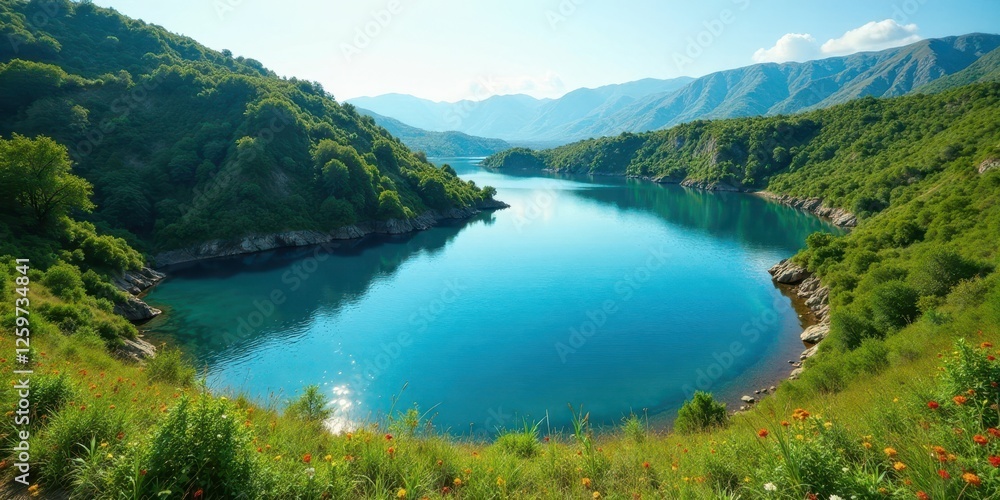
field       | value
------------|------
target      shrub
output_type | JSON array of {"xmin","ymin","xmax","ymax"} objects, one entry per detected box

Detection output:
[
  {"xmin": 42, "ymin": 262, "xmax": 85, "ymax": 301},
  {"xmin": 494, "ymin": 430, "xmax": 541, "ymax": 459},
  {"xmin": 285, "ymin": 385, "xmax": 332, "ymax": 422},
  {"xmin": 124, "ymin": 396, "xmax": 263, "ymax": 498},
  {"xmin": 909, "ymin": 250, "xmax": 985, "ymax": 297},
  {"xmin": 867, "ymin": 280, "xmax": 920, "ymax": 335},
  {"xmin": 622, "ymin": 413, "xmax": 646, "ymax": 444},
  {"xmin": 36, "ymin": 405, "xmax": 125, "ymax": 487},
  {"xmin": 145, "ymin": 348, "xmax": 196, "ymax": 386},
  {"xmin": 674, "ymin": 392, "xmax": 727, "ymax": 433}
]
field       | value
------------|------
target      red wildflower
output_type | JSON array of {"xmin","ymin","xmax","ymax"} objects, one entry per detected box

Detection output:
[
  {"xmin": 140, "ymin": 469, "xmax": 147, "ymax": 476},
  {"xmin": 302, "ymin": 453, "xmax": 312, "ymax": 463},
  {"xmin": 916, "ymin": 492, "xmax": 930, "ymax": 500},
  {"xmin": 963, "ymin": 473, "xmax": 981, "ymax": 486},
  {"xmin": 387, "ymin": 447, "xmax": 396, "ymax": 456},
  {"xmin": 989, "ymin": 428, "xmax": 1000, "ymax": 438},
  {"xmin": 974, "ymin": 434, "xmax": 989, "ymax": 446},
  {"xmin": 953, "ymin": 395, "xmax": 968, "ymax": 405},
  {"xmin": 385, "ymin": 433, "xmax": 393, "ymax": 441},
  {"xmin": 989, "ymin": 355, "xmax": 996, "ymax": 361},
  {"xmin": 927, "ymin": 401, "xmax": 940, "ymax": 409},
  {"xmin": 989, "ymin": 456, "xmax": 1000, "ymax": 468},
  {"xmin": 642, "ymin": 461, "xmax": 650, "ymax": 469},
  {"xmin": 780, "ymin": 420, "xmax": 790, "ymax": 427},
  {"xmin": 981, "ymin": 342, "xmax": 994, "ymax": 349},
  {"xmin": 938, "ymin": 469, "xmax": 951, "ymax": 479},
  {"xmin": 193, "ymin": 490, "xmax": 203, "ymax": 500},
  {"xmin": 758, "ymin": 429, "xmax": 769, "ymax": 438}
]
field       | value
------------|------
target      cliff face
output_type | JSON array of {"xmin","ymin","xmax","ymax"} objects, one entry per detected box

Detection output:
[
  {"xmin": 769, "ymin": 259, "xmax": 833, "ymax": 380},
  {"xmin": 112, "ymin": 268, "xmax": 165, "ymax": 322},
  {"xmin": 757, "ymin": 193, "xmax": 858, "ymax": 228},
  {"xmin": 154, "ymin": 202, "xmax": 509, "ymax": 267}
]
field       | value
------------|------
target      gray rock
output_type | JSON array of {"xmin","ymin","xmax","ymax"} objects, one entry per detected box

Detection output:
[
  {"xmin": 980, "ymin": 158, "xmax": 999, "ymax": 174},
  {"xmin": 115, "ymin": 336, "xmax": 157, "ymax": 362},
  {"xmin": 769, "ymin": 260, "xmax": 810, "ymax": 284},
  {"xmin": 801, "ymin": 345, "xmax": 819, "ymax": 360},
  {"xmin": 800, "ymin": 324, "xmax": 830, "ymax": 344},
  {"xmin": 769, "ymin": 386, "xmax": 777, "ymax": 393},
  {"xmin": 789, "ymin": 368, "xmax": 804, "ymax": 380},
  {"xmin": 741, "ymin": 395, "xmax": 756, "ymax": 404},
  {"xmin": 114, "ymin": 295, "xmax": 162, "ymax": 323}
]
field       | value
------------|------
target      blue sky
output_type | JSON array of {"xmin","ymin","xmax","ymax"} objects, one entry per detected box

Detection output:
[{"xmin": 92, "ymin": 0, "xmax": 1000, "ymax": 102}]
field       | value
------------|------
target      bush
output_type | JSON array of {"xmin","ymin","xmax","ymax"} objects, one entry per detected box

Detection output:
[
  {"xmin": 493, "ymin": 430, "xmax": 541, "ymax": 458},
  {"xmin": 36, "ymin": 405, "xmax": 125, "ymax": 487},
  {"xmin": 910, "ymin": 250, "xmax": 985, "ymax": 297},
  {"xmin": 145, "ymin": 348, "xmax": 196, "ymax": 386},
  {"xmin": 121, "ymin": 396, "xmax": 263, "ymax": 498},
  {"xmin": 42, "ymin": 262, "xmax": 85, "ymax": 301},
  {"xmin": 867, "ymin": 280, "xmax": 920, "ymax": 334},
  {"xmin": 285, "ymin": 385, "xmax": 331, "ymax": 422},
  {"xmin": 674, "ymin": 392, "xmax": 727, "ymax": 433}
]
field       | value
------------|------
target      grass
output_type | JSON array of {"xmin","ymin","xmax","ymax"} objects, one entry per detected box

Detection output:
[{"xmin": 1, "ymin": 276, "xmax": 998, "ymax": 499}]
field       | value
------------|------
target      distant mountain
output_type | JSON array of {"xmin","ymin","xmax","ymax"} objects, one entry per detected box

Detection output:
[
  {"xmin": 918, "ymin": 45, "xmax": 1000, "ymax": 93},
  {"xmin": 347, "ymin": 77, "xmax": 694, "ymax": 143},
  {"xmin": 352, "ymin": 34, "xmax": 1000, "ymax": 144},
  {"xmin": 357, "ymin": 108, "xmax": 510, "ymax": 157}
]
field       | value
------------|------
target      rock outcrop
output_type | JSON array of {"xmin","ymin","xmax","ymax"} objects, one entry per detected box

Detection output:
[
  {"xmin": 112, "ymin": 267, "xmax": 165, "ymax": 323},
  {"xmin": 757, "ymin": 192, "xmax": 857, "ymax": 228},
  {"xmin": 769, "ymin": 259, "xmax": 833, "ymax": 380},
  {"xmin": 115, "ymin": 336, "xmax": 158, "ymax": 362},
  {"xmin": 154, "ymin": 202, "xmax": 510, "ymax": 267},
  {"xmin": 980, "ymin": 158, "xmax": 1000, "ymax": 174},
  {"xmin": 679, "ymin": 178, "xmax": 746, "ymax": 192}
]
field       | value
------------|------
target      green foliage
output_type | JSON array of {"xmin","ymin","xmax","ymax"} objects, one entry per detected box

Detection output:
[
  {"xmin": 41, "ymin": 261, "xmax": 85, "ymax": 301},
  {"xmin": 119, "ymin": 396, "xmax": 264, "ymax": 498},
  {"xmin": 674, "ymin": 391, "xmax": 728, "ymax": 433},
  {"xmin": 145, "ymin": 348, "xmax": 196, "ymax": 386},
  {"xmin": 0, "ymin": 0, "xmax": 492, "ymax": 251},
  {"xmin": 285, "ymin": 385, "xmax": 332, "ymax": 422},
  {"xmin": 0, "ymin": 134, "xmax": 93, "ymax": 227},
  {"xmin": 910, "ymin": 249, "xmax": 988, "ymax": 298}
]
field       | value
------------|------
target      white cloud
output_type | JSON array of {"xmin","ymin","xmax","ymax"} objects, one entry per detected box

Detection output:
[
  {"xmin": 752, "ymin": 19, "xmax": 922, "ymax": 64},
  {"xmin": 752, "ymin": 33, "xmax": 819, "ymax": 63},
  {"xmin": 820, "ymin": 20, "xmax": 921, "ymax": 56}
]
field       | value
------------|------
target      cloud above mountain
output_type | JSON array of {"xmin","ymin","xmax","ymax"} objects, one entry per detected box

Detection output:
[{"xmin": 753, "ymin": 19, "xmax": 922, "ymax": 63}]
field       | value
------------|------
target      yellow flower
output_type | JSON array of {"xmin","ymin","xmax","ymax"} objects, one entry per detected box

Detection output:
[
  {"xmin": 100, "ymin": 442, "xmax": 108, "ymax": 448},
  {"xmin": 324, "ymin": 454, "xmax": 332, "ymax": 462},
  {"xmin": 593, "ymin": 492, "xmax": 601, "ymax": 499},
  {"xmin": 106, "ymin": 453, "xmax": 113, "ymax": 460},
  {"xmin": 396, "ymin": 488, "xmax": 407, "ymax": 498},
  {"xmin": 453, "ymin": 478, "xmax": 463, "ymax": 487},
  {"xmin": 581, "ymin": 477, "xmax": 592, "ymax": 488},
  {"xmin": 884, "ymin": 447, "xmax": 897, "ymax": 457},
  {"xmin": 823, "ymin": 421, "xmax": 833, "ymax": 430},
  {"xmin": 894, "ymin": 461, "xmax": 907, "ymax": 471},
  {"xmin": 496, "ymin": 477, "xmax": 505, "ymax": 487},
  {"xmin": 795, "ymin": 434, "xmax": 804, "ymax": 441},
  {"xmin": 862, "ymin": 442, "xmax": 872, "ymax": 449}
]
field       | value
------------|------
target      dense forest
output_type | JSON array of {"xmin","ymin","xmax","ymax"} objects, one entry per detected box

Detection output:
[{"xmin": 0, "ymin": 0, "xmax": 497, "ymax": 256}]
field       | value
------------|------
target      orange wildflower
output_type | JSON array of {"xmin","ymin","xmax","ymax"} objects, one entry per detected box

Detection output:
[{"xmin": 962, "ymin": 473, "xmax": 981, "ymax": 486}]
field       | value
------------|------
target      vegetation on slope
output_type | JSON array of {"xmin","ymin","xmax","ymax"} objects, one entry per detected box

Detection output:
[
  {"xmin": 357, "ymin": 108, "xmax": 511, "ymax": 157},
  {"xmin": 0, "ymin": 0, "xmax": 496, "ymax": 253}
]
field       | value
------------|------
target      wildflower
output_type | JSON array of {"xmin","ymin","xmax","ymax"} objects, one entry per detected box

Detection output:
[
  {"xmin": 989, "ymin": 428, "xmax": 1000, "ymax": 438},
  {"xmin": 792, "ymin": 408, "xmax": 810, "ymax": 421},
  {"xmin": 385, "ymin": 433, "xmax": 393, "ymax": 441},
  {"xmin": 974, "ymin": 435, "xmax": 989, "ymax": 445},
  {"xmin": 387, "ymin": 446, "xmax": 396, "ymax": 456},
  {"xmin": 938, "ymin": 469, "xmax": 950, "ymax": 479},
  {"xmin": 582, "ymin": 477, "xmax": 592, "ymax": 488},
  {"xmin": 193, "ymin": 490, "xmax": 203, "ymax": 499},
  {"xmin": 894, "ymin": 462, "xmax": 907, "ymax": 471},
  {"xmin": 916, "ymin": 492, "xmax": 930, "ymax": 500},
  {"xmin": 981, "ymin": 342, "xmax": 993, "ymax": 349},
  {"xmin": 302, "ymin": 453, "xmax": 312, "ymax": 463},
  {"xmin": 989, "ymin": 456, "xmax": 1000, "ymax": 468},
  {"xmin": 795, "ymin": 434, "xmax": 804, "ymax": 441},
  {"xmin": 274, "ymin": 455, "xmax": 282, "ymax": 461},
  {"xmin": 862, "ymin": 442, "xmax": 872, "ymax": 449},
  {"xmin": 642, "ymin": 461, "xmax": 650, "ymax": 469},
  {"xmin": 932, "ymin": 446, "xmax": 947, "ymax": 456},
  {"xmin": 593, "ymin": 492, "xmax": 601, "ymax": 499},
  {"xmin": 437, "ymin": 459, "xmax": 443, "ymax": 466},
  {"xmin": 106, "ymin": 453, "xmax": 113, "ymax": 460},
  {"xmin": 953, "ymin": 395, "xmax": 968, "ymax": 405},
  {"xmin": 962, "ymin": 472, "xmax": 981, "ymax": 486},
  {"xmin": 100, "ymin": 442, "xmax": 109, "ymax": 448},
  {"xmin": 496, "ymin": 477, "xmax": 505, "ymax": 487},
  {"xmin": 763, "ymin": 482, "xmax": 777, "ymax": 492},
  {"xmin": 878, "ymin": 487, "xmax": 888, "ymax": 495},
  {"xmin": 989, "ymin": 355, "xmax": 996, "ymax": 361},
  {"xmin": 758, "ymin": 429, "xmax": 769, "ymax": 438},
  {"xmin": 824, "ymin": 421, "xmax": 833, "ymax": 430},
  {"xmin": 396, "ymin": 488, "xmax": 407, "ymax": 498},
  {"xmin": 544, "ymin": 436, "xmax": 550, "ymax": 442},
  {"xmin": 116, "ymin": 431, "xmax": 125, "ymax": 440},
  {"xmin": 830, "ymin": 495, "xmax": 844, "ymax": 500},
  {"xmin": 927, "ymin": 401, "xmax": 939, "ymax": 409},
  {"xmin": 344, "ymin": 454, "xmax": 355, "ymax": 462},
  {"xmin": 453, "ymin": 478, "xmax": 463, "ymax": 487},
  {"xmin": 441, "ymin": 487, "xmax": 450, "ymax": 494},
  {"xmin": 780, "ymin": 420, "xmax": 790, "ymax": 427},
  {"xmin": 140, "ymin": 469, "xmax": 147, "ymax": 476},
  {"xmin": 27, "ymin": 484, "xmax": 40, "ymax": 497},
  {"xmin": 884, "ymin": 447, "xmax": 898, "ymax": 457}
]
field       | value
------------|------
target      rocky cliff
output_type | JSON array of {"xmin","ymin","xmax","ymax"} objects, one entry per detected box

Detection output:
[
  {"xmin": 154, "ymin": 202, "xmax": 510, "ymax": 267},
  {"xmin": 757, "ymin": 192, "xmax": 857, "ymax": 228},
  {"xmin": 769, "ymin": 259, "xmax": 833, "ymax": 380}
]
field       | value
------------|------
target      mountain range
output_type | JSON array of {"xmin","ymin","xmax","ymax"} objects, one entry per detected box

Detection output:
[
  {"xmin": 349, "ymin": 33, "xmax": 1000, "ymax": 144},
  {"xmin": 356, "ymin": 108, "xmax": 510, "ymax": 157}
]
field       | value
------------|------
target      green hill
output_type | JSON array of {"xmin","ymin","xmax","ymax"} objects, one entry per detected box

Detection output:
[
  {"xmin": 919, "ymin": 46, "xmax": 1000, "ymax": 93},
  {"xmin": 357, "ymin": 108, "xmax": 511, "ymax": 157},
  {"xmin": 0, "ymin": 0, "xmax": 499, "ymax": 255}
]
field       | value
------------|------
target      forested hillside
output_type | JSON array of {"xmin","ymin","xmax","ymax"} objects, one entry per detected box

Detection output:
[
  {"xmin": 0, "ymin": 0, "xmax": 497, "ymax": 253},
  {"xmin": 357, "ymin": 108, "xmax": 511, "ymax": 157}
]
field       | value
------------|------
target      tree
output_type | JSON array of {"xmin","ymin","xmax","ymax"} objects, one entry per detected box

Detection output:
[
  {"xmin": 0, "ymin": 134, "xmax": 94, "ymax": 227},
  {"xmin": 674, "ymin": 392, "xmax": 728, "ymax": 433}
]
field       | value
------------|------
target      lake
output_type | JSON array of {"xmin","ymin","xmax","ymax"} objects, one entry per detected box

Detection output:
[{"xmin": 143, "ymin": 158, "xmax": 841, "ymax": 435}]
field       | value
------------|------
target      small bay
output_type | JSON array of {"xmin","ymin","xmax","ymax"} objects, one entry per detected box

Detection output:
[{"xmin": 144, "ymin": 158, "xmax": 842, "ymax": 434}]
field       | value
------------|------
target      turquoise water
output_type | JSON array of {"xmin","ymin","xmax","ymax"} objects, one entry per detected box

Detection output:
[{"xmin": 144, "ymin": 158, "xmax": 841, "ymax": 435}]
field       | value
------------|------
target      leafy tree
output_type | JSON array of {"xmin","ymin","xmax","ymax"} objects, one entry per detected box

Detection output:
[{"xmin": 0, "ymin": 134, "xmax": 94, "ymax": 227}]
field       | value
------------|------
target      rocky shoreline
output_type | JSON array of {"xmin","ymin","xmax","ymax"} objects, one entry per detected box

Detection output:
[
  {"xmin": 769, "ymin": 259, "xmax": 832, "ymax": 378},
  {"xmin": 755, "ymin": 192, "xmax": 857, "ymax": 228},
  {"xmin": 111, "ymin": 267, "xmax": 166, "ymax": 361},
  {"xmin": 153, "ymin": 200, "xmax": 509, "ymax": 267}
]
